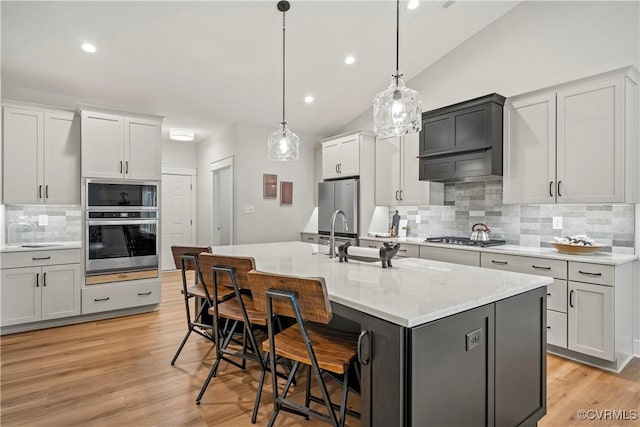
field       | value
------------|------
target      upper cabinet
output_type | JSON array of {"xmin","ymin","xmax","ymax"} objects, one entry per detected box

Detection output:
[
  {"xmin": 81, "ymin": 111, "xmax": 162, "ymax": 180},
  {"xmin": 418, "ymin": 94, "xmax": 505, "ymax": 182},
  {"xmin": 2, "ymin": 105, "xmax": 80, "ymax": 205},
  {"xmin": 504, "ymin": 67, "xmax": 638, "ymax": 204},
  {"xmin": 321, "ymin": 132, "xmax": 365, "ymax": 179},
  {"xmin": 375, "ymin": 133, "xmax": 443, "ymax": 206}
]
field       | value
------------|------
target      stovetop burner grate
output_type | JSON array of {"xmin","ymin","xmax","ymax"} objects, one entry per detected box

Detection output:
[{"xmin": 425, "ymin": 236, "xmax": 506, "ymax": 247}]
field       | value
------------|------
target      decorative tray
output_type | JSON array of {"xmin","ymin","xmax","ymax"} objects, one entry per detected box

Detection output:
[{"xmin": 549, "ymin": 242, "xmax": 605, "ymax": 255}]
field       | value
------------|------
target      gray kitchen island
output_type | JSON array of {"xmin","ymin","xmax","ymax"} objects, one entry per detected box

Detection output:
[{"xmin": 212, "ymin": 241, "xmax": 552, "ymax": 427}]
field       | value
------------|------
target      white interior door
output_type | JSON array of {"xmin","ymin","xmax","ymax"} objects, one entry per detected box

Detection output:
[
  {"xmin": 211, "ymin": 162, "xmax": 233, "ymax": 246},
  {"xmin": 161, "ymin": 174, "xmax": 194, "ymax": 270}
]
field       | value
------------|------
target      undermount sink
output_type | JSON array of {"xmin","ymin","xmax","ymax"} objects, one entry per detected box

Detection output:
[{"xmin": 20, "ymin": 243, "xmax": 63, "ymax": 248}]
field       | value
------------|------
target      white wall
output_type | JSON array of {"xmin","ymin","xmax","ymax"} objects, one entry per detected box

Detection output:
[
  {"xmin": 161, "ymin": 141, "xmax": 197, "ymax": 169},
  {"xmin": 339, "ymin": 1, "xmax": 640, "ymax": 134},
  {"xmin": 234, "ymin": 123, "xmax": 320, "ymax": 244},
  {"xmin": 338, "ymin": 0, "xmax": 640, "ymax": 355},
  {"xmin": 196, "ymin": 125, "xmax": 237, "ymax": 246}
]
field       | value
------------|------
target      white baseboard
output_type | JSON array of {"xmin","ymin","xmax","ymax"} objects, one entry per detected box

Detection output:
[{"xmin": 634, "ymin": 338, "xmax": 640, "ymax": 357}]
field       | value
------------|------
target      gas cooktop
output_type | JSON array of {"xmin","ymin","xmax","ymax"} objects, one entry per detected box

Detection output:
[{"xmin": 425, "ymin": 237, "xmax": 506, "ymax": 248}]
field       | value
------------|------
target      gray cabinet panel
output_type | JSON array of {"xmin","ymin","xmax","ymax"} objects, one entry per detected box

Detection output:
[
  {"xmin": 495, "ymin": 287, "xmax": 546, "ymax": 427},
  {"xmin": 410, "ymin": 304, "xmax": 494, "ymax": 427}
]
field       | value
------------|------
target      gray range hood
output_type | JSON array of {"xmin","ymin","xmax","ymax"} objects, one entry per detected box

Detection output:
[{"xmin": 418, "ymin": 93, "xmax": 506, "ymax": 182}]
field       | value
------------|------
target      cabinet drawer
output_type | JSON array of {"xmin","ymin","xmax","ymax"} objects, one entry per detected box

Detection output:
[
  {"xmin": 419, "ymin": 246, "xmax": 480, "ymax": 267},
  {"xmin": 568, "ymin": 262, "xmax": 613, "ymax": 286},
  {"xmin": 547, "ymin": 279, "xmax": 568, "ymax": 313},
  {"xmin": 300, "ymin": 233, "xmax": 319, "ymax": 244},
  {"xmin": 82, "ymin": 280, "xmax": 161, "ymax": 314},
  {"xmin": 481, "ymin": 253, "xmax": 567, "ymax": 279},
  {"xmin": 396, "ymin": 244, "xmax": 419, "ymax": 258},
  {"xmin": 547, "ymin": 310, "xmax": 567, "ymax": 348},
  {"xmin": 1, "ymin": 249, "xmax": 81, "ymax": 269},
  {"xmin": 359, "ymin": 239, "xmax": 383, "ymax": 249}
]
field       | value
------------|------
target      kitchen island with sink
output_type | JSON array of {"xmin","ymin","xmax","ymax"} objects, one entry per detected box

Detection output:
[{"xmin": 212, "ymin": 241, "xmax": 552, "ymax": 426}]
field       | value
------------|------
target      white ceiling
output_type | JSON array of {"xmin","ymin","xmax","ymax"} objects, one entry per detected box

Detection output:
[{"xmin": 1, "ymin": 1, "xmax": 520, "ymax": 142}]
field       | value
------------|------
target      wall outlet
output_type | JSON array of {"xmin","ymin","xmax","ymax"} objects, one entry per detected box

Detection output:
[
  {"xmin": 38, "ymin": 215, "xmax": 48, "ymax": 226},
  {"xmin": 415, "ymin": 215, "xmax": 421, "ymax": 224},
  {"xmin": 466, "ymin": 329, "xmax": 482, "ymax": 351},
  {"xmin": 552, "ymin": 216, "xmax": 563, "ymax": 230},
  {"xmin": 244, "ymin": 205, "xmax": 255, "ymax": 214}
]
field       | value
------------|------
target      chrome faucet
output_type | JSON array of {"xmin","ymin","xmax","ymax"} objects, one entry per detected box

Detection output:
[{"xmin": 329, "ymin": 209, "xmax": 349, "ymax": 258}]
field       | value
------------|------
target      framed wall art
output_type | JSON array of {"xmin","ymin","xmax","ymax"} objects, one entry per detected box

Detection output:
[
  {"xmin": 280, "ymin": 181, "xmax": 293, "ymax": 205},
  {"xmin": 263, "ymin": 174, "xmax": 277, "ymax": 199}
]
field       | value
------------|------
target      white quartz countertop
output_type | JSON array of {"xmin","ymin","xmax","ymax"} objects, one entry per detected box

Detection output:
[
  {"xmin": 212, "ymin": 241, "xmax": 551, "ymax": 328},
  {"xmin": 360, "ymin": 236, "xmax": 637, "ymax": 266},
  {"xmin": 0, "ymin": 241, "xmax": 82, "ymax": 253}
]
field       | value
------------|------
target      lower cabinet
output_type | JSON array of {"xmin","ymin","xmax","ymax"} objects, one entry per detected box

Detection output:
[
  {"xmin": 331, "ymin": 287, "xmax": 546, "ymax": 426},
  {"xmin": 1, "ymin": 263, "xmax": 81, "ymax": 326},
  {"xmin": 419, "ymin": 245, "xmax": 480, "ymax": 266},
  {"xmin": 568, "ymin": 281, "xmax": 614, "ymax": 361},
  {"xmin": 300, "ymin": 232, "xmax": 319, "ymax": 244},
  {"xmin": 358, "ymin": 239, "xmax": 419, "ymax": 258},
  {"xmin": 82, "ymin": 280, "xmax": 162, "ymax": 314}
]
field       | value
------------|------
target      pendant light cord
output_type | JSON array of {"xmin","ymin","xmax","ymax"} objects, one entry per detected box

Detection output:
[
  {"xmin": 282, "ymin": 10, "xmax": 286, "ymax": 126},
  {"xmin": 395, "ymin": 0, "xmax": 400, "ymax": 84}
]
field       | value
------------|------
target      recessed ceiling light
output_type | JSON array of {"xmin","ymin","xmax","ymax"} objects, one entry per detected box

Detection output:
[
  {"xmin": 407, "ymin": 1, "xmax": 420, "ymax": 10},
  {"xmin": 441, "ymin": 0, "xmax": 455, "ymax": 9},
  {"xmin": 344, "ymin": 55, "xmax": 356, "ymax": 65},
  {"xmin": 304, "ymin": 95, "xmax": 315, "ymax": 104},
  {"xmin": 169, "ymin": 128, "xmax": 195, "ymax": 141},
  {"xmin": 81, "ymin": 43, "xmax": 96, "ymax": 53}
]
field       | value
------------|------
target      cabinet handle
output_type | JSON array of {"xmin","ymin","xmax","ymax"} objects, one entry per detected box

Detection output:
[
  {"xmin": 43, "ymin": 272, "xmax": 47, "ymax": 287},
  {"xmin": 399, "ymin": 249, "xmax": 407, "ymax": 252},
  {"xmin": 94, "ymin": 297, "xmax": 110, "ymax": 302},
  {"xmin": 338, "ymin": 163, "xmax": 342, "ymax": 174},
  {"xmin": 335, "ymin": 164, "xmax": 338, "ymax": 174},
  {"xmin": 137, "ymin": 291, "xmax": 152, "ymax": 296},
  {"xmin": 399, "ymin": 190, "xmax": 403, "ymax": 201},
  {"xmin": 557, "ymin": 181, "xmax": 562, "ymax": 197},
  {"xmin": 36, "ymin": 273, "xmax": 40, "ymax": 287},
  {"xmin": 532, "ymin": 265, "xmax": 551, "ymax": 270},
  {"xmin": 306, "ymin": 237, "xmax": 313, "ymax": 241},
  {"xmin": 578, "ymin": 270, "xmax": 602, "ymax": 277},
  {"xmin": 569, "ymin": 290, "xmax": 574, "ymax": 308},
  {"xmin": 45, "ymin": 185, "xmax": 49, "ymax": 199},
  {"xmin": 120, "ymin": 161, "xmax": 123, "ymax": 173},
  {"xmin": 39, "ymin": 185, "xmax": 42, "ymax": 199},
  {"xmin": 546, "ymin": 293, "xmax": 551, "ymax": 296},
  {"xmin": 357, "ymin": 330, "xmax": 370, "ymax": 365},
  {"xmin": 368, "ymin": 245, "xmax": 377, "ymax": 248},
  {"xmin": 125, "ymin": 161, "xmax": 129, "ymax": 174},
  {"xmin": 491, "ymin": 260, "xmax": 508, "ymax": 265},
  {"xmin": 395, "ymin": 190, "xmax": 399, "ymax": 201},
  {"xmin": 546, "ymin": 326, "xmax": 551, "ymax": 329},
  {"xmin": 32, "ymin": 256, "xmax": 51, "ymax": 260},
  {"xmin": 549, "ymin": 181, "xmax": 554, "ymax": 197}
]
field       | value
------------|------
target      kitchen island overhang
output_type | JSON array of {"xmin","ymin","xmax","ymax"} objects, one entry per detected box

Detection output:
[{"xmin": 212, "ymin": 242, "xmax": 551, "ymax": 426}]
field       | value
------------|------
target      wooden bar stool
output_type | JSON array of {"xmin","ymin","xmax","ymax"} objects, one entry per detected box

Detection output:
[
  {"xmin": 169, "ymin": 246, "xmax": 234, "ymax": 365},
  {"xmin": 195, "ymin": 254, "xmax": 270, "ymax": 424},
  {"xmin": 248, "ymin": 270, "xmax": 360, "ymax": 427}
]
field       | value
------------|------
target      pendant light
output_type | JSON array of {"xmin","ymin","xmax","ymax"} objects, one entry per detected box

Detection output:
[
  {"xmin": 373, "ymin": 0, "xmax": 422, "ymax": 137},
  {"xmin": 268, "ymin": 0, "xmax": 299, "ymax": 161}
]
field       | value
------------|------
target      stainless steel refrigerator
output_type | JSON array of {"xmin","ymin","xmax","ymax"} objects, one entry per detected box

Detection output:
[{"xmin": 318, "ymin": 179, "xmax": 359, "ymax": 242}]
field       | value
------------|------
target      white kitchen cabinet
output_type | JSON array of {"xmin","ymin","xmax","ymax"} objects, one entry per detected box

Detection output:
[
  {"xmin": 376, "ymin": 133, "xmax": 444, "ymax": 206},
  {"xmin": 419, "ymin": 246, "xmax": 480, "ymax": 267},
  {"xmin": 568, "ymin": 281, "xmax": 614, "ymax": 361},
  {"xmin": 301, "ymin": 232, "xmax": 319, "ymax": 244},
  {"xmin": 81, "ymin": 280, "xmax": 161, "ymax": 314},
  {"xmin": 321, "ymin": 132, "xmax": 362, "ymax": 179},
  {"xmin": 0, "ymin": 251, "xmax": 81, "ymax": 327},
  {"xmin": 81, "ymin": 110, "xmax": 162, "ymax": 180},
  {"xmin": 359, "ymin": 239, "xmax": 419, "ymax": 258},
  {"xmin": 504, "ymin": 67, "xmax": 638, "ymax": 204},
  {"xmin": 2, "ymin": 106, "xmax": 80, "ymax": 204}
]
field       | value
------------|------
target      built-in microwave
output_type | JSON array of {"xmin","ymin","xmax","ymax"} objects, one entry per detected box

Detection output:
[{"xmin": 87, "ymin": 180, "xmax": 158, "ymax": 210}]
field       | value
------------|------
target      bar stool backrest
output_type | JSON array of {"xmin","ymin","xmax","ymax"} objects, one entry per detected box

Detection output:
[
  {"xmin": 198, "ymin": 254, "xmax": 256, "ymax": 290},
  {"xmin": 171, "ymin": 246, "xmax": 212, "ymax": 270},
  {"xmin": 248, "ymin": 270, "xmax": 332, "ymax": 325}
]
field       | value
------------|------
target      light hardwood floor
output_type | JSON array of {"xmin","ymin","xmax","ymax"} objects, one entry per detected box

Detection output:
[{"xmin": 1, "ymin": 271, "xmax": 638, "ymax": 426}]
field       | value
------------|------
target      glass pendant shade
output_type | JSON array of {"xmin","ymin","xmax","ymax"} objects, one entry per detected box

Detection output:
[
  {"xmin": 373, "ymin": 74, "xmax": 422, "ymax": 138},
  {"xmin": 268, "ymin": 122, "xmax": 299, "ymax": 161}
]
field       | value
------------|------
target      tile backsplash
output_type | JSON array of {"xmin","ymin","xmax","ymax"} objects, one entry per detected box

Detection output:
[
  {"xmin": 4, "ymin": 205, "xmax": 81, "ymax": 244},
  {"xmin": 389, "ymin": 179, "xmax": 635, "ymax": 254}
]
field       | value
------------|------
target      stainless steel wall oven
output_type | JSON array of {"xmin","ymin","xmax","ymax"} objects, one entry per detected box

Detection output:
[{"xmin": 86, "ymin": 181, "xmax": 159, "ymax": 274}]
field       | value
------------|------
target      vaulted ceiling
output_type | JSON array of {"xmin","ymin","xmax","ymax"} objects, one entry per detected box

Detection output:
[{"xmin": 2, "ymin": 1, "xmax": 520, "ymax": 141}]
